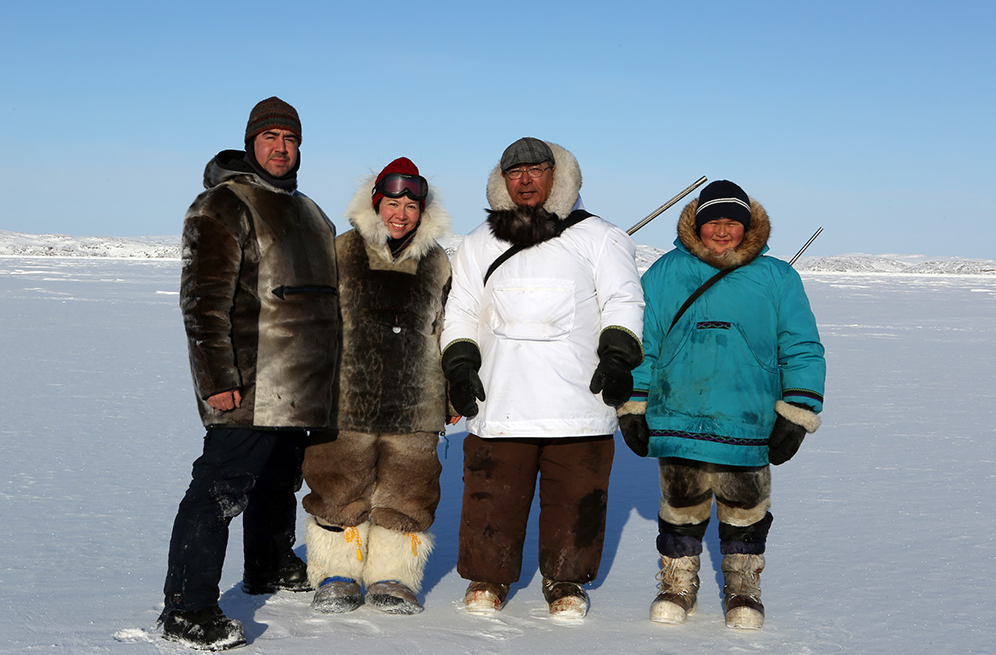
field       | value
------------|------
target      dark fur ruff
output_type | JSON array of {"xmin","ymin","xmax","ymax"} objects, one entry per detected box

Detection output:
[
  {"xmin": 486, "ymin": 204, "xmax": 561, "ymax": 247},
  {"xmin": 676, "ymin": 197, "xmax": 771, "ymax": 270}
]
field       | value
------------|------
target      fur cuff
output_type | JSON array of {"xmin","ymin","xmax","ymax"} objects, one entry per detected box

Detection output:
[
  {"xmin": 775, "ymin": 400, "xmax": 821, "ymax": 433},
  {"xmin": 617, "ymin": 400, "xmax": 647, "ymax": 417}
]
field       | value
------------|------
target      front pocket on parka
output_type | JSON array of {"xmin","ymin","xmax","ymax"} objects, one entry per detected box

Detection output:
[{"xmin": 489, "ymin": 278, "xmax": 576, "ymax": 341}]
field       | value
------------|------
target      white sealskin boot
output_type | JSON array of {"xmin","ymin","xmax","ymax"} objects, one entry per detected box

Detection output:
[
  {"xmin": 363, "ymin": 525, "xmax": 433, "ymax": 615},
  {"xmin": 650, "ymin": 554, "xmax": 700, "ymax": 624},
  {"xmin": 304, "ymin": 517, "xmax": 368, "ymax": 613},
  {"xmin": 722, "ymin": 553, "xmax": 765, "ymax": 630},
  {"xmin": 463, "ymin": 581, "xmax": 510, "ymax": 616},
  {"xmin": 542, "ymin": 579, "xmax": 589, "ymax": 620}
]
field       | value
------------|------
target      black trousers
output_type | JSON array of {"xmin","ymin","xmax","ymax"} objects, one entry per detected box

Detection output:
[{"xmin": 163, "ymin": 427, "xmax": 306, "ymax": 612}]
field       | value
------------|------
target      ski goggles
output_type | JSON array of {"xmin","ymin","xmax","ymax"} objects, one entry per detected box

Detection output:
[{"xmin": 373, "ymin": 173, "xmax": 429, "ymax": 201}]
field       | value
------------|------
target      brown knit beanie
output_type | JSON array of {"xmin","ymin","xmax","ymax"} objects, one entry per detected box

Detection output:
[{"xmin": 244, "ymin": 97, "xmax": 302, "ymax": 144}]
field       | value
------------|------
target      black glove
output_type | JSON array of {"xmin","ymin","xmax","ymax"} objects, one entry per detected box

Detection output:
[
  {"xmin": 768, "ymin": 402, "xmax": 814, "ymax": 465},
  {"xmin": 442, "ymin": 341, "xmax": 486, "ymax": 419},
  {"xmin": 589, "ymin": 360, "xmax": 633, "ymax": 407},
  {"xmin": 589, "ymin": 328, "xmax": 643, "ymax": 407},
  {"xmin": 618, "ymin": 413, "xmax": 650, "ymax": 457}
]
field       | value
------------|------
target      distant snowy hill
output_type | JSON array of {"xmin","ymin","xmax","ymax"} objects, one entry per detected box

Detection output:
[
  {"xmin": 0, "ymin": 230, "xmax": 180, "ymax": 259},
  {"xmin": 2, "ymin": 229, "xmax": 994, "ymax": 275}
]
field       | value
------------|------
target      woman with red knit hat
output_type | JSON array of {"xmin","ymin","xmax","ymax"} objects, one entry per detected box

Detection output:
[{"xmin": 301, "ymin": 158, "xmax": 452, "ymax": 615}]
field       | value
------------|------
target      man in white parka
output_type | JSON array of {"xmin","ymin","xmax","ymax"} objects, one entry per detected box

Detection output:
[{"xmin": 441, "ymin": 137, "xmax": 644, "ymax": 619}]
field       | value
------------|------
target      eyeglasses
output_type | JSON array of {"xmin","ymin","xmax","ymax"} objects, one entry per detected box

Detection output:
[
  {"xmin": 504, "ymin": 165, "xmax": 553, "ymax": 180},
  {"xmin": 374, "ymin": 173, "xmax": 429, "ymax": 201}
]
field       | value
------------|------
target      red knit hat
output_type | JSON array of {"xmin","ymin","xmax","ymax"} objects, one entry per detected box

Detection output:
[
  {"xmin": 371, "ymin": 157, "xmax": 428, "ymax": 210},
  {"xmin": 245, "ymin": 96, "xmax": 302, "ymax": 144}
]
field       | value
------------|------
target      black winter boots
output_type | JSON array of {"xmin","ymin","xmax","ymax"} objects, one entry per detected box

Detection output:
[
  {"xmin": 242, "ymin": 551, "xmax": 312, "ymax": 595},
  {"xmin": 160, "ymin": 606, "xmax": 245, "ymax": 651}
]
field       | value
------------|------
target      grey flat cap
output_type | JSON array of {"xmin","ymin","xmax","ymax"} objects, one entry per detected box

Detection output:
[{"xmin": 500, "ymin": 137, "xmax": 555, "ymax": 171}]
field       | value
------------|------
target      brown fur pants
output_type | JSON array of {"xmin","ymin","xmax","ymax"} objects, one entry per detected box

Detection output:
[
  {"xmin": 302, "ymin": 430, "xmax": 441, "ymax": 533},
  {"xmin": 458, "ymin": 434, "xmax": 614, "ymax": 585}
]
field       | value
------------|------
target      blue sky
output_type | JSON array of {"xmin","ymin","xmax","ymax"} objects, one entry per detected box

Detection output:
[{"xmin": 2, "ymin": 1, "xmax": 993, "ymax": 258}]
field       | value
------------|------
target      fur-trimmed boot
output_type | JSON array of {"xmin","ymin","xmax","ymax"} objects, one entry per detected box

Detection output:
[
  {"xmin": 722, "ymin": 553, "xmax": 765, "ymax": 630},
  {"xmin": 363, "ymin": 525, "xmax": 433, "ymax": 615},
  {"xmin": 304, "ymin": 517, "xmax": 367, "ymax": 613},
  {"xmin": 650, "ymin": 555, "xmax": 700, "ymax": 624}
]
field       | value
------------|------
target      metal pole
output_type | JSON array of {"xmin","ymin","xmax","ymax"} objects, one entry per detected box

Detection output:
[
  {"xmin": 627, "ymin": 176, "xmax": 708, "ymax": 236},
  {"xmin": 788, "ymin": 227, "xmax": 823, "ymax": 266}
]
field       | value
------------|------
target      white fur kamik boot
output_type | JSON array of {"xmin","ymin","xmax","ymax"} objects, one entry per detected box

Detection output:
[
  {"xmin": 304, "ymin": 517, "xmax": 367, "ymax": 613},
  {"xmin": 722, "ymin": 553, "xmax": 765, "ymax": 630},
  {"xmin": 363, "ymin": 525, "xmax": 433, "ymax": 615},
  {"xmin": 650, "ymin": 554, "xmax": 700, "ymax": 624}
]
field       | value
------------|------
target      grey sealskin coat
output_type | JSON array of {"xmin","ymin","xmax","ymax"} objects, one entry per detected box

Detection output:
[{"xmin": 180, "ymin": 150, "xmax": 340, "ymax": 430}]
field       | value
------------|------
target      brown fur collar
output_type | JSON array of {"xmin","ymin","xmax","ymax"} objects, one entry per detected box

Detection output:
[
  {"xmin": 343, "ymin": 173, "xmax": 451, "ymax": 264},
  {"xmin": 676, "ymin": 197, "xmax": 771, "ymax": 270}
]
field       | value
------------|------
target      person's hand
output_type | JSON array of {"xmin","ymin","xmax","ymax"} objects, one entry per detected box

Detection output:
[
  {"xmin": 589, "ymin": 328, "xmax": 642, "ymax": 407},
  {"xmin": 449, "ymin": 369, "xmax": 486, "ymax": 419},
  {"xmin": 207, "ymin": 389, "xmax": 242, "ymax": 411},
  {"xmin": 767, "ymin": 414, "xmax": 805, "ymax": 465},
  {"xmin": 618, "ymin": 413, "xmax": 650, "ymax": 457},
  {"xmin": 768, "ymin": 401, "xmax": 821, "ymax": 465},
  {"xmin": 442, "ymin": 341, "xmax": 486, "ymax": 419},
  {"xmin": 589, "ymin": 361, "xmax": 633, "ymax": 407}
]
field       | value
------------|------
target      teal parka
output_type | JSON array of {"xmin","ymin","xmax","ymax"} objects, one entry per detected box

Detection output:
[{"xmin": 629, "ymin": 197, "xmax": 825, "ymax": 466}]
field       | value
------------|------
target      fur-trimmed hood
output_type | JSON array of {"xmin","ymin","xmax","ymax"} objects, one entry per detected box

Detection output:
[
  {"xmin": 676, "ymin": 196, "xmax": 771, "ymax": 270},
  {"xmin": 485, "ymin": 141, "xmax": 582, "ymax": 219},
  {"xmin": 343, "ymin": 173, "xmax": 452, "ymax": 264}
]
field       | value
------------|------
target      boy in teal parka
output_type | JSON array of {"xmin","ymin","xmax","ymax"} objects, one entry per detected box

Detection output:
[{"xmin": 617, "ymin": 180, "xmax": 825, "ymax": 630}]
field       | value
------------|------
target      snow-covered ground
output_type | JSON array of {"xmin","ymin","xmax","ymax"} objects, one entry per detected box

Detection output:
[{"xmin": 1, "ymin": 241, "xmax": 994, "ymax": 654}]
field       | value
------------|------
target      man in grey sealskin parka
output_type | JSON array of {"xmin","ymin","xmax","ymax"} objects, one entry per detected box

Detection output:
[{"xmin": 160, "ymin": 97, "xmax": 340, "ymax": 652}]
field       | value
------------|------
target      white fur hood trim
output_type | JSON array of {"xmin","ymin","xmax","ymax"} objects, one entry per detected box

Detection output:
[
  {"xmin": 485, "ymin": 141, "xmax": 582, "ymax": 218},
  {"xmin": 343, "ymin": 173, "xmax": 452, "ymax": 264}
]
